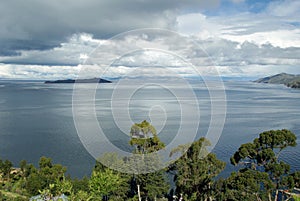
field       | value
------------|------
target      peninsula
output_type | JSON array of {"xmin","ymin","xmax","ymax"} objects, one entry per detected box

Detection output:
[{"xmin": 255, "ymin": 73, "xmax": 300, "ymax": 89}]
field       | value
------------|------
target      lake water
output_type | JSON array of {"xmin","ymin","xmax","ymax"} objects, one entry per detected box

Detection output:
[{"xmin": 0, "ymin": 79, "xmax": 299, "ymax": 178}]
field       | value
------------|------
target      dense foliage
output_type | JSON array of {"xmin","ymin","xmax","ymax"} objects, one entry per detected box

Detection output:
[
  {"xmin": 0, "ymin": 126, "xmax": 299, "ymax": 200},
  {"xmin": 169, "ymin": 138, "xmax": 226, "ymax": 201},
  {"xmin": 229, "ymin": 129, "xmax": 299, "ymax": 201}
]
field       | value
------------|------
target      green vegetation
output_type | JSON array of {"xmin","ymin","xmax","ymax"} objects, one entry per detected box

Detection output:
[
  {"xmin": 222, "ymin": 129, "xmax": 299, "ymax": 201},
  {"xmin": 130, "ymin": 120, "xmax": 165, "ymax": 154},
  {"xmin": 169, "ymin": 137, "xmax": 225, "ymax": 201},
  {"xmin": 0, "ymin": 122, "xmax": 299, "ymax": 200}
]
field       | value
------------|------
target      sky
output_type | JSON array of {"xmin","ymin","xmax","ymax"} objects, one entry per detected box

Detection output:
[{"xmin": 0, "ymin": 0, "xmax": 299, "ymax": 79}]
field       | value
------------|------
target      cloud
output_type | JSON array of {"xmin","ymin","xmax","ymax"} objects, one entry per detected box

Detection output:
[
  {"xmin": 176, "ymin": 13, "xmax": 222, "ymax": 39},
  {"xmin": 221, "ymin": 29, "xmax": 300, "ymax": 48},
  {"xmin": 0, "ymin": 0, "xmax": 219, "ymax": 56},
  {"xmin": 0, "ymin": 63, "xmax": 81, "ymax": 79},
  {"xmin": 266, "ymin": 0, "xmax": 300, "ymax": 17},
  {"xmin": 177, "ymin": 6, "xmax": 300, "ymax": 48},
  {"xmin": 1, "ymin": 30, "xmax": 300, "ymax": 79},
  {"xmin": 0, "ymin": 33, "xmax": 101, "ymax": 65},
  {"xmin": 0, "ymin": 0, "xmax": 300, "ymax": 79},
  {"xmin": 230, "ymin": 0, "xmax": 245, "ymax": 3}
]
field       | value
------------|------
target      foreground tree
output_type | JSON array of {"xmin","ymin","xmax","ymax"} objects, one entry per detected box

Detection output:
[
  {"xmin": 169, "ymin": 137, "xmax": 225, "ymax": 201},
  {"xmin": 93, "ymin": 155, "xmax": 130, "ymax": 201},
  {"xmin": 230, "ymin": 129, "xmax": 298, "ymax": 201},
  {"xmin": 25, "ymin": 156, "xmax": 66, "ymax": 196},
  {"xmin": 89, "ymin": 168, "xmax": 124, "ymax": 201},
  {"xmin": 129, "ymin": 120, "xmax": 170, "ymax": 201},
  {"xmin": 215, "ymin": 169, "xmax": 272, "ymax": 201}
]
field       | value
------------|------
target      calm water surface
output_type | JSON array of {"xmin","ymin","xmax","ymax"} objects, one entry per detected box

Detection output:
[{"xmin": 0, "ymin": 80, "xmax": 299, "ymax": 178}]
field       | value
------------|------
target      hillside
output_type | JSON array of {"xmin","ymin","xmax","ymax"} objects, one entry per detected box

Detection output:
[{"xmin": 255, "ymin": 73, "xmax": 300, "ymax": 88}]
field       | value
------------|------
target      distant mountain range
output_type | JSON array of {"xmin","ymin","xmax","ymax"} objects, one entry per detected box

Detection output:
[
  {"xmin": 45, "ymin": 78, "xmax": 112, "ymax": 84},
  {"xmin": 255, "ymin": 73, "xmax": 300, "ymax": 88}
]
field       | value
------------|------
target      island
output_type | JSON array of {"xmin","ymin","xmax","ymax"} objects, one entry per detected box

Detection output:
[
  {"xmin": 255, "ymin": 73, "xmax": 300, "ymax": 89},
  {"xmin": 45, "ymin": 78, "xmax": 112, "ymax": 84}
]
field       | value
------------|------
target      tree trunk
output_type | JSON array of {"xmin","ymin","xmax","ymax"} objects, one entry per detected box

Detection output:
[
  {"xmin": 274, "ymin": 190, "xmax": 279, "ymax": 201},
  {"xmin": 255, "ymin": 193, "xmax": 262, "ymax": 201},
  {"xmin": 138, "ymin": 184, "xmax": 142, "ymax": 201}
]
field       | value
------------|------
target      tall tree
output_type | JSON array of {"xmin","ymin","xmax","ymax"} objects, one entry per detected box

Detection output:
[
  {"xmin": 169, "ymin": 137, "xmax": 225, "ymax": 201},
  {"xmin": 128, "ymin": 120, "xmax": 169, "ymax": 201}
]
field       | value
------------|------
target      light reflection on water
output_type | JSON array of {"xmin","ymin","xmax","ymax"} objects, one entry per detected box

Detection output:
[{"xmin": 0, "ymin": 80, "xmax": 299, "ymax": 177}]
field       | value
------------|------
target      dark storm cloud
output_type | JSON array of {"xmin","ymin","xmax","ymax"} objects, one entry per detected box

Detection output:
[{"xmin": 0, "ymin": 0, "xmax": 219, "ymax": 56}]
